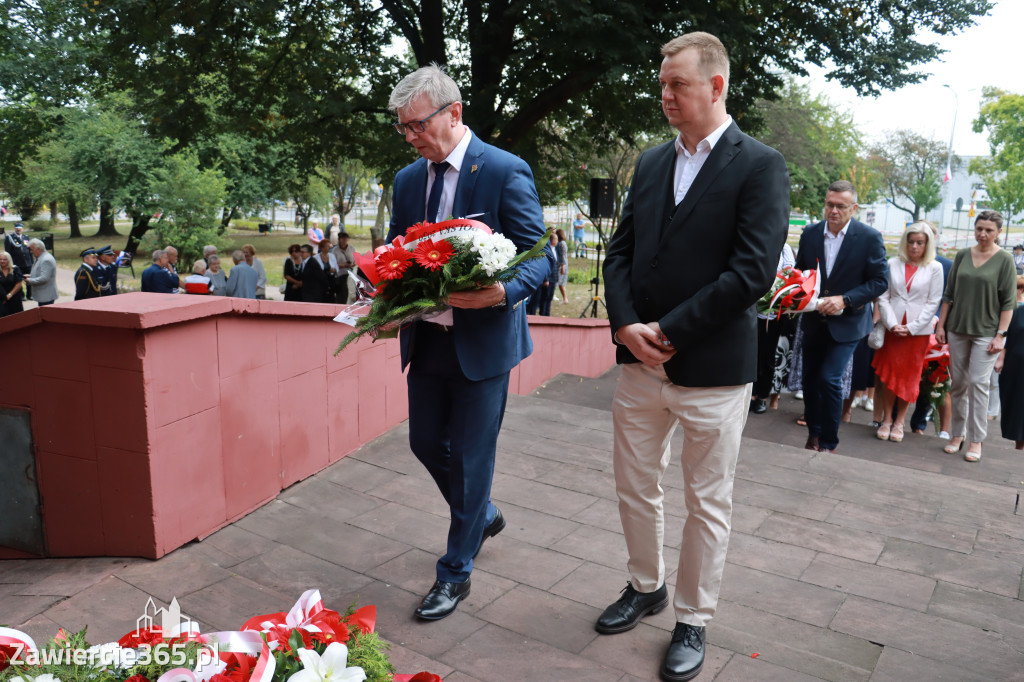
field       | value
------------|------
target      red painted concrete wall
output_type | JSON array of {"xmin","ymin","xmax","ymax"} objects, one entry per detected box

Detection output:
[{"xmin": 0, "ymin": 294, "xmax": 615, "ymax": 559}]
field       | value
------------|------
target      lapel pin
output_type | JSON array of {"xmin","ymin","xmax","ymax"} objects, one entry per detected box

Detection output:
[{"xmin": 471, "ymin": 164, "xmax": 478, "ymax": 174}]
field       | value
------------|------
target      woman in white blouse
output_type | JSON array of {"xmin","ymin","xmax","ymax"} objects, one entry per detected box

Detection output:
[{"xmin": 871, "ymin": 221, "xmax": 945, "ymax": 443}]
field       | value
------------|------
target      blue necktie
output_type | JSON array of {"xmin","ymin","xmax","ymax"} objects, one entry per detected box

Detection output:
[{"xmin": 426, "ymin": 161, "xmax": 450, "ymax": 222}]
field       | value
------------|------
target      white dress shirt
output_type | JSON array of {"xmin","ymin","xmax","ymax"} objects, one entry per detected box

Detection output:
[
  {"xmin": 424, "ymin": 127, "xmax": 473, "ymax": 223},
  {"xmin": 823, "ymin": 221, "xmax": 850, "ymax": 277},
  {"xmin": 673, "ymin": 116, "xmax": 732, "ymax": 204}
]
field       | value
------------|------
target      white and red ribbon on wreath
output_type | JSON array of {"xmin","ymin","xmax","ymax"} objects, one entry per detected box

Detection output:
[
  {"xmin": 353, "ymin": 218, "xmax": 492, "ymax": 288},
  {"xmin": 0, "ymin": 626, "xmax": 37, "ymax": 670}
]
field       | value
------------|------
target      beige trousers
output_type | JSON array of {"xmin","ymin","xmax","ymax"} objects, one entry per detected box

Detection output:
[
  {"xmin": 611, "ymin": 362, "xmax": 751, "ymax": 626},
  {"xmin": 947, "ymin": 331, "xmax": 1000, "ymax": 443}
]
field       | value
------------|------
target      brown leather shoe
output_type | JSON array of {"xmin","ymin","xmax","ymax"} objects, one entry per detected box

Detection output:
[{"xmin": 804, "ymin": 436, "xmax": 820, "ymax": 451}]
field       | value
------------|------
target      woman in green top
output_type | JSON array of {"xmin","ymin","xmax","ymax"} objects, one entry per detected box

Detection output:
[{"xmin": 936, "ymin": 210, "xmax": 1018, "ymax": 462}]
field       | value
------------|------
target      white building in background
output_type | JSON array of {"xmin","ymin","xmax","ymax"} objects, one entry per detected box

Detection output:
[{"xmin": 855, "ymin": 156, "xmax": 1018, "ymax": 249}]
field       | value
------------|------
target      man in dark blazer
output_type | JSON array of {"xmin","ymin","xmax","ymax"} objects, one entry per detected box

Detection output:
[
  {"xmin": 600, "ymin": 32, "xmax": 789, "ymax": 682},
  {"xmin": 794, "ymin": 180, "xmax": 888, "ymax": 453},
  {"xmin": 386, "ymin": 65, "xmax": 549, "ymax": 621},
  {"xmin": 299, "ymin": 244, "xmax": 330, "ymax": 303}
]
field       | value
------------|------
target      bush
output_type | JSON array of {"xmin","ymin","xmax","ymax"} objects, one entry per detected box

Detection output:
[{"xmin": 26, "ymin": 219, "xmax": 50, "ymax": 232}]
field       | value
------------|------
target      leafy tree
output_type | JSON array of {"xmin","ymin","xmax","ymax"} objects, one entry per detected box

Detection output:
[
  {"xmin": 970, "ymin": 87, "xmax": 1024, "ymax": 223},
  {"xmin": 149, "ymin": 152, "xmax": 228, "ymax": 264},
  {"xmin": 377, "ymin": 0, "xmax": 992, "ymax": 164},
  {"xmin": 751, "ymin": 80, "xmax": 862, "ymax": 214},
  {"xmin": 20, "ymin": 118, "xmax": 95, "ymax": 238},
  {"xmin": 870, "ymin": 130, "xmax": 955, "ymax": 222}
]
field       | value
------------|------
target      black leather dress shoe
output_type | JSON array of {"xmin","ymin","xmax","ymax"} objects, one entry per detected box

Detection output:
[
  {"xmin": 414, "ymin": 579, "xmax": 471, "ymax": 621},
  {"xmin": 749, "ymin": 399, "xmax": 767, "ymax": 414},
  {"xmin": 474, "ymin": 507, "xmax": 506, "ymax": 558},
  {"xmin": 595, "ymin": 583, "xmax": 668, "ymax": 634},
  {"xmin": 660, "ymin": 622, "xmax": 705, "ymax": 681}
]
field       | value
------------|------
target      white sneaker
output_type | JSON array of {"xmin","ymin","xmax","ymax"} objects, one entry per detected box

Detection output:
[
  {"xmin": 850, "ymin": 396, "xmax": 864, "ymax": 409},
  {"xmin": 794, "ymin": 390, "xmax": 804, "ymax": 400},
  {"xmin": 862, "ymin": 398, "xmax": 874, "ymax": 411},
  {"xmin": 939, "ymin": 431, "xmax": 951, "ymax": 440}
]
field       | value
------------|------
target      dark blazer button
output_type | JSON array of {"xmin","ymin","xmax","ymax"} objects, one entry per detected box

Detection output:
[
  {"xmin": 823, "ymin": 289, "xmax": 830, "ymax": 295},
  {"xmin": 651, "ymin": 257, "xmax": 659, "ymax": 268}
]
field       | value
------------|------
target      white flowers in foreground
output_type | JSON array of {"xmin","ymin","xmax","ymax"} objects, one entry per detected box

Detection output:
[
  {"xmin": 463, "ymin": 233, "xmax": 517, "ymax": 276},
  {"xmin": 287, "ymin": 643, "xmax": 366, "ymax": 682},
  {"xmin": 11, "ymin": 675, "xmax": 62, "ymax": 682}
]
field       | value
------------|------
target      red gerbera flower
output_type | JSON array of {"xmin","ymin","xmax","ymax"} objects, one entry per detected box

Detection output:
[
  {"xmin": 413, "ymin": 240, "xmax": 454, "ymax": 271},
  {"xmin": 375, "ymin": 246, "xmax": 413, "ymax": 280}
]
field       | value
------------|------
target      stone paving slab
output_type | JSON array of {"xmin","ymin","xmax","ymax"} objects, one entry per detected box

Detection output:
[{"xmin": 4, "ymin": 369, "xmax": 1024, "ymax": 681}]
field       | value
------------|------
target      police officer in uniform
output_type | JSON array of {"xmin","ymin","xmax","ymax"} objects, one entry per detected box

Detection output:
[
  {"xmin": 96, "ymin": 245, "xmax": 119, "ymax": 295},
  {"xmin": 74, "ymin": 247, "xmax": 102, "ymax": 300}
]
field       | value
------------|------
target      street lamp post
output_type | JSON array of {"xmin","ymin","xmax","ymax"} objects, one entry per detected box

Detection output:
[{"xmin": 940, "ymin": 84, "xmax": 958, "ymax": 237}]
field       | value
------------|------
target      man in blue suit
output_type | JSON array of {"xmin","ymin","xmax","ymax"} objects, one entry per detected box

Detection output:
[
  {"xmin": 794, "ymin": 180, "xmax": 888, "ymax": 453},
  {"xmin": 386, "ymin": 64, "xmax": 550, "ymax": 621}
]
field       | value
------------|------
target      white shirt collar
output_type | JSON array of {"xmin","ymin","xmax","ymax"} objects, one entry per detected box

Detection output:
[
  {"xmin": 442, "ymin": 127, "xmax": 473, "ymax": 171},
  {"xmin": 674, "ymin": 116, "xmax": 733, "ymax": 158},
  {"xmin": 824, "ymin": 220, "xmax": 851, "ymax": 239}
]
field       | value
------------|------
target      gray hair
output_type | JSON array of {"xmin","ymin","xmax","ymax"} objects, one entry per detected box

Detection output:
[
  {"xmin": 388, "ymin": 64, "xmax": 462, "ymax": 113},
  {"xmin": 192, "ymin": 259, "xmax": 207, "ymax": 275},
  {"xmin": 231, "ymin": 249, "xmax": 244, "ymax": 263},
  {"xmin": 203, "ymin": 245, "xmax": 218, "ymax": 257},
  {"xmin": 27, "ymin": 238, "xmax": 46, "ymax": 251},
  {"xmin": 151, "ymin": 249, "xmax": 167, "ymax": 262},
  {"xmin": 827, "ymin": 180, "xmax": 858, "ymax": 204}
]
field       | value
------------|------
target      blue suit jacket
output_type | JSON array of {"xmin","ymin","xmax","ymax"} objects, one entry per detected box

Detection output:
[
  {"xmin": 387, "ymin": 133, "xmax": 549, "ymax": 381},
  {"xmin": 794, "ymin": 219, "xmax": 889, "ymax": 342}
]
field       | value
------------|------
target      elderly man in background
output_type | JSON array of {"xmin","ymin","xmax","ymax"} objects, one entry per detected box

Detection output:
[
  {"xmin": 25, "ymin": 239, "xmax": 57, "ymax": 306},
  {"xmin": 141, "ymin": 249, "xmax": 181, "ymax": 293},
  {"xmin": 225, "ymin": 249, "xmax": 258, "ymax": 299}
]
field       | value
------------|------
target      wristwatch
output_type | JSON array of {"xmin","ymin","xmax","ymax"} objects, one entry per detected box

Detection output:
[{"xmin": 997, "ymin": 329, "xmax": 1009, "ymax": 338}]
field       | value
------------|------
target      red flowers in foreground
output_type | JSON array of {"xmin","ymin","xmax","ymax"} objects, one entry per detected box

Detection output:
[
  {"xmin": 375, "ymin": 246, "xmax": 413, "ymax": 280},
  {"xmin": 413, "ymin": 240, "xmax": 454, "ymax": 271}
]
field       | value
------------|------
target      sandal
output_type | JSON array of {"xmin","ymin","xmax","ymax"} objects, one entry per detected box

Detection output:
[
  {"xmin": 943, "ymin": 438, "xmax": 965, "ymax": 454},
  {"xmin": 796, "ymin": 415, "xmax": 807, "ymax": 426},
  {"xmin": 876, "ymin": 423, "xmax": 891, "ymax": 440},
  {"xmin": 889, "ymin": 424, "xmax": 904, "ymax": 443},
  {"xmin": 965, "ymin": 443, "xmax": 982, "ymax": 462}
]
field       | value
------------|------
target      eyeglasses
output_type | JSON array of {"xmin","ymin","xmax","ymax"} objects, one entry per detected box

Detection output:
[
  {"xmin": 393, "ymin": 103, "xmax": 453, "ymax": 135},
  {"xmin": 825, "ymin": 202, "xmax": 852, "ymax": 211}
]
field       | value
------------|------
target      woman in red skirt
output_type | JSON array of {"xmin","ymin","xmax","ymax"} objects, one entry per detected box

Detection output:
[{"xmin": 872, "ymin": 221, "xmax": 945, "ymax": 442}]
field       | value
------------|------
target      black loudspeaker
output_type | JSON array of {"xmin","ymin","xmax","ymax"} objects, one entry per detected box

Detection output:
[{"xmin": 589, "ymin": 178, "xmax": 616, "ymax": 219}]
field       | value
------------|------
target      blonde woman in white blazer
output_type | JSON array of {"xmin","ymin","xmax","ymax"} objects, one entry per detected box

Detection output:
[{"xmin": 871, "ymin": 222, "xmax": 945, "ymax": 443}]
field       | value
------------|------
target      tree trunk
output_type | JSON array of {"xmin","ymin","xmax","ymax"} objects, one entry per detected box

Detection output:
[
  {"xmin": 95, "ymin": 200, "xmax": 120, "ymax": 237},
  {"xmin": 219, "ymin": 206, "xmax": 237, "ymax": 232},
  {"xmin": 49, "ymin": 201, "xmax": 58, "ymax": 223},
  {"xmin": 124, "ymin": 212, "xmax": 152, "ymax": 257},
  {"xmin": 372, "ymin": 185, "xmax": 391, "ymax": 249},
  {"xmin": 67, "ymin": 199, "xmax": 82, "ymax": 238}
]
